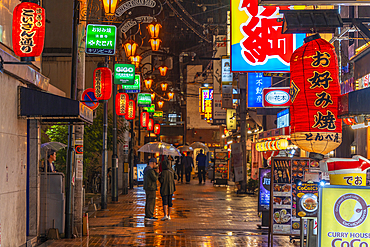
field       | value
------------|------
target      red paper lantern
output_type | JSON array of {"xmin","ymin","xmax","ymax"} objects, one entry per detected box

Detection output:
[
  {"xmin": 147, "ymin": 119, "xmax": 154, "ymax": 131},
  {"xmin": 140, "ymin": 111, "xmax": 149, "ymax": 127},
  {"xmin": 93, "ymin": 67, "xmax": 112, "ymax": 101},
  {"xmin": 115, "ymin": 93, "xmax": 128, "ymax": 116},
  {"xmin": 126, "ymin": 100, "xmax": 136, "ymax": 120},
  {"xmin": 12, "ymin": 2, "xmax": 45, "ymax": 57},
  {"xmin": 290, "ymin": 34, "xmax": 342, "ymax": 154},
  {"xmin": 154, "ymin": 124, "xmax": 160, "ymax": 135}
]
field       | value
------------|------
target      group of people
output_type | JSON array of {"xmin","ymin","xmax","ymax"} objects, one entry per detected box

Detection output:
[{"xmin": 143, "ymin": 150, "xmax": 208, "ymax": 221}]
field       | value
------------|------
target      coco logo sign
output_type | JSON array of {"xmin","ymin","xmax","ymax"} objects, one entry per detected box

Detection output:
[
  {"xmin": 334, "ymin": 193, "xmax": 369, "ymax": 228},
  {"xmin": 262, "ymin": 87, "xmax": 291, "ymax": 107}
]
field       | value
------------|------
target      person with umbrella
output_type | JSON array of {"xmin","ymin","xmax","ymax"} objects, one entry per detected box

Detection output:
[
  {"xmin": 143, "ymin": 158, "xmax": 160, "ymax": 221},
  {"xmin": 46, "ymin": 149, "xmax": 57, "ymax": 173}
]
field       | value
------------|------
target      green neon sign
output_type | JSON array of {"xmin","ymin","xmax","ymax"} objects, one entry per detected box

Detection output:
[
  {"xmin": 114, "ymin": 64, "xmax": 135, "ymax": 85},
  {"xmin": 86, "ymin": 24, "xmax": 117, "ymax": 55},
  {"xmin": 137, "ymin": 93, "xmax": 152, "ymax": 107},
  {"xmin": 144, "ymin": 104, "xmax": 155, "ymax": 113},
  {"xmin": 123, "ymin": 74, "xmax": 140, "ymax": 93}
]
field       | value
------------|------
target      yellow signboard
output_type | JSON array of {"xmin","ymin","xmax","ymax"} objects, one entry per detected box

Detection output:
[{"xmin": 319, "ymin": 185, "xmax": 370, "ymax": 247}]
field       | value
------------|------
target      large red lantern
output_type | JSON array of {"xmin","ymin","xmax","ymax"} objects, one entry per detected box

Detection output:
[
  {"xmin": 115, "ymin": 93, "xmax": 128, "ymax": 116},
  {"xmin": 93, "ymin": 67, "xmax": 112, "ymax": 101},
  {"xmin": 147, "ymin": 119, "xmax": 154, "ymax": 131},
  {"xmin": 154, "ymin": 124, "xmax": 160, "ymax": 135},
  {"xmin": 12, "ymin": 2, "xmax": 45, "ymax": 57},
  {"xmin": 290, "ymin": 34, "xmax": 342, "ymax": 154},
  {"xmin": 140, "ymin": 111, "xmax": 149, "ymax": 127},
  {"xmin": 126, "ymin": 100, "xmax": 136, "ymax": 120}
]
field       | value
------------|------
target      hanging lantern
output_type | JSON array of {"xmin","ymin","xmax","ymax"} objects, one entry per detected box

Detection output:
[
  {"xmin": 154, "ymin": 124, "xmax": 161, "ymax": 135},
  {"xmin": 102, "ymin": 0, "xmax": 118, "ymax": 15},
  {"xmin": 157, "ymin": 100, "xmax": 164, "ymax": 109},
  {"xmin": 144, "ymin": 78, "xmax": 153, "ymax": 89},
  {"xmin": 290, "ymin": 34, "xmax": 342, "ymax": 155},
  {"xmin": 276, "ymin": 139, "xmax": 289, "ymax": 150},
  {"xmin": 126, "ymin": 100, "xmax": 136, "ymax": 120},
  {"xmin": 168, "ymin": 92, "xmax": 174, "ymax": 100},
  {"xmin": 343, "ymin": 118, "xmax": 356, "ymax": 126},
  {"xmin": 93, "ymin": 67, "xmax": 112, "ymax": 100},
  {"xmin": 12, "ymin": 2, "xmax": 46, "ymax": 58},
  {"xmin": 129, "ymin": 55, "xmax": 142, "ymax": 68},
  {"xmin": 149, "ymin": 38, "xmax": 161, "ymax": 51},
  {"xmin": 151, "ymin": 93, "xmax": 156, "ymax": 101},
  {"xmin": 147, "ymin": 119, "xmax": 154, "ymax": 131},
  {"xmin": 140, "ymin": 111, "xmax": 149, "ymax": 127},
  {"xmin": 123, "ymin": 39, "xmax": 138, "ymax": 58},
  {"xmin": 161, "ymin": 82, "xmax": 168, "ymax": 91},
  {"xmin": 158, "ymin": 65, "xmax": 168, "ymax": 76},
  {"xmin": 147, "ymin": 23, "xmax": 162, "ymax": 38},
  {"xmin": 115, "ymin": 93, "xmax": 129, "ymax": 116}
]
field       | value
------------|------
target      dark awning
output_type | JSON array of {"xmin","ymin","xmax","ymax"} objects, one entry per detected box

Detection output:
[
  {"xmin": 339, "ymin": 87, "xmax": 370, "ymax": 117},
  {"xmin": 18, "ymin": 86, "xmax": 93, "ymax": 124}
]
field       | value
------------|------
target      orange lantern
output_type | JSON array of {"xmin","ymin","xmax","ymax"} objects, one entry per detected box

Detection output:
[
  {"xmin": 157, "ymin": 100, "xmax": 164, "ymax": 109},
  {"xmin": 147, "ymin": 119, "xmax": 154, "ymax": 131},
  {"xmin": 102, "ymin": 0, "xmax": 119, "ymax": 15},
  {"xmin": 126, "ymin": 100, "xmax": 136, "ymax": 120},
  {"xmin": 168, "ymin": 92, "xmax": 174, "ymax": 100},
  {"xmin": 290, "ymin": 34, "xmax": 342, "ymax": 154},
  {"xmin": 158, "ymin": 65, "xmax": 168, "ymax": 76},
  {"xmin": 161, "ymin": 82, "xmax": 168, "ymax": 91},
  {"xmin": 144, "ymin": 78, "xmax": 153, "ymax": 89},
  {"xmin": 123, "ymin": 39, "xmax": 138, "ymax": 58},
  {"xmin": 343, "ymin": 118, "xmax": 356, "ymax": 125},
  {"xmin": 149, "ymin": 38, "xmax": 161, "ymax": 51},
  {"xmin": 12, "ymin": 2, "xmax": 45, "ymax": 57},
  {"xmin": 129, "ymin": 55, "xmax": 142, "ymax": 68},
  {"xmin": 115, "ymin": 93, "xmax": 128, "ymax": 116},
  {"xmin": 147, "ymin": 23, "xmax": 162, "ymax": 38},
  {"xmin": 154, "ymin": 124, "xmax": 161, "ymax": 135},
  {"xmin": 151, "ymin": 93, "xmax": 156, "ymax": 101},
  {"xmin": 140, "ymin": 111, "xmax": 149, "ymax": 127},
  {"xmin": 93, "ymin": 67, "xmax": 112, "ymax": 101}
]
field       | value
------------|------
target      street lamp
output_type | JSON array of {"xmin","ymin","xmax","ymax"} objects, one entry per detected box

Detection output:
[
  {"xmin": 129, "ymin": 55, "xmax": 142, "ymax": 68},
  {"xmin": 144, "ymin": 78, "xmax": 153, "ymax": 89},
  {"xmin": 157, "ymin": 100, "xmax": 164, "ymax": 109},
  {"xmin": 147, "ymin": 22, "xmax": 162, "ymax": 38},
  {"xmin": 161, "ymin": 82, "xmax": 168, "ymax": 91},
  {"xmin": 123, "ymin": 40, "xmax": 138, "ymax": 58},
  {"xmin": 158, "ymin": 65, "xmax": 168, "ymax": 76},
  {"xmin": 149, "ymin": 38, "xmax": 161, "ymax": 51},
  {"xmin": 151, "ymin": 92, "xmax": 156, "ymax": 101},
  {"xmin": 102, "ymin": 0, "xmax": 118, "ymax": 15},
  {"xmin": 168, "ymin": 92, "xmax": 174, "ymax": 100}
]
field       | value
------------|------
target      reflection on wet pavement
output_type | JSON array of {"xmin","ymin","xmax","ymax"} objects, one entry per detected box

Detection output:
[{"xmin": 45, "ymin": 181, "xmax": 299, "ymax": 246}]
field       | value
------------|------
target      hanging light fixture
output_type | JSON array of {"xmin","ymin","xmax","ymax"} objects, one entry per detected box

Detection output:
[
  {"xmin": 144, "ymin": 78, "xmax": 153, "ymax": 89},
  {"xmin": 151, "ymin": 92, "xmax": 156, "ymax": 101},
  {"xmin": 147, "ymin": 22, "xmax": 162, "ymax": 38},
  {"xmin": 158, "ymin": 65, "xmax": 168, "ymax": 76},
  {"xmin": 102, "ymin": 0, "xmax": 119, "ymax": 15},
  {"xmin": 147, "ymin": 119, "xmax": 154, "ymax": 131},
  {"xmin": 123, "ymin": 39, "xmax": 138, "ymax": 58},
  {"xmin": 115, "ymin": 92, "xmax": 129, "ymax": 116},
  {"xmin": 161, "ymin": 82, "xmax": 168, "ymax": 91},
  {"xmin": 157, "ymin": 100, "xmax": 164, "ymax": 109},
  {"xmin": 93, "ymin": 66, "xmax": 112, "ymax": 101},
  {"xmin": 149, "ymin": 38, "xmax": 161, "ymax": 51},
  {"xmin": 168, "ymin": 92, "xmax": 174, "ymax": 100},
  {"xmin": 154, "ymin": 124, "xmax": 161, "ymax": 135},
  {"xmin": 129, "ymin": 55, "xmax": 142, "ymax": 69}
]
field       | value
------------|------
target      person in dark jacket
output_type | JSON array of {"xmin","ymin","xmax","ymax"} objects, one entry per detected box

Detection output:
[
  {"xmin": 159, "ymin": 158, "xmax": 177, "ymax": 220},
  {"xmin": 182, "ymin": 152, "xmax": 194, "ymax": 183},
  {"xmin": 143, "ymin": 158, "xmax": 159, "ymax": 220},
  {"xmin": 196, "ymin": 149, "xmax": 207, "ymax": 184},
  {"xmin": 175, "ymin": 156, "xmax": 184, "ymax": 183}
]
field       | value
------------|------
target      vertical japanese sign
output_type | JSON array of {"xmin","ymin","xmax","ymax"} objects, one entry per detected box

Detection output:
[
  {"xmin": 222, "ymin": 56, "xmax": 233, "ymax": 85},
  {"xmin": 226, "ymin": 109, "xmax": 236, "ymax": 130},
  {"xmin": 213, "ymin": 35, "xmax": 227, "ymax": 93},
  {"xmin": 136, "ymin": 164, "xmax": 146, "ymax": 182},
  {"xmin": 123, "ymin": 74, "xmax": 141, "ymax": 93},
  {"xmin": 259, "ymin": 168, "xmax": 271, "ymax": 212},
  {"xmin": 86, "ymin": 24, "xmax": 117, "ymax": 55},
  {"xmin": 203, "ymin": 89, "xmax": 213, "ymax": 122},
  {"xmin": 230, "ymin": 0, "xmax": 305, "ymax": 72},
  {"xmin": 247, "ymin": 72, "xmax": 271, "ymax": 107},
  {"xmin": 318, "ymin": 185, "xmax": 370, "ymax": 247},
  {"xmin": 114, "ymin": 64, "xmax": 135, "ymax": 85},
  {"xmin": 222, "ymin": 85, "xmax": 233, "ymax": 109},
  {"xmin": 232, "ymin": 143, "xmax": 244, "ymax": 182},
  {"xmin": 213, "ymin": 93, "xmax": 226, "ymax": 125}
]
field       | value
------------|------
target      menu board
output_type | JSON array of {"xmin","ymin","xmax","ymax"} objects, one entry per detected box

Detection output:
[
  {"xmin": 214, "ymin": 150, "xmax": 229, "ymax": 181},
  {"xmin": 258, "ymin": 168, "xmax": 271, "ymax": 212},
  {"xmin": 296, "ymin": 182, "xmax": 319, "ymax": 218}
]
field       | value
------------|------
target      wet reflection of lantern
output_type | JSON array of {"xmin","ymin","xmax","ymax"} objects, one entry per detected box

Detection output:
[
  {"xmin": 154, "ymin": 124, "xmax": 160, "ymax": 135},
  {"xmin": 290, "ymin": 34, "xmax": 342, "ymax": 154},
  {"xmin": 140, "ymin": 111, "xmax": 149, "ymax": 127},
  {"xmin": 115, "ymin": 93, "xmax": 128, "ymax": 116},
  {"xmin": 147, "ymin": 119, "xmax": 154, "ymax": 131},
  {"xmin": 94, "ymin": 67, "xmax": 112, "ymax": 100},
  {"xmin": 126, "ymin": 100, "xmax": 136, "ymax": 120}
]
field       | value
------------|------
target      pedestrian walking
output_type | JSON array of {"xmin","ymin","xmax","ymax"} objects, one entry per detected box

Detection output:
[
  {"xmin": 143, "ymin": 158, "xmax": 159, "ymax": 221},
  {"xmin": 196, "ymin": 149, "xmax": 207, "ymax": 184},
  {"xmin": 182, "ymin": 151, "xmax": 194, "ymax": 184},
  {"xmin": 159, "ymin": 157, "xmax": 177, "ymax": 221},
  {"xmin": 175, "ymin": 156, "xmax": 184, "ymax": 183}
]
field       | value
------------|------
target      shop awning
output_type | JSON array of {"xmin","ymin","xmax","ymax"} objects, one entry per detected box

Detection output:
[
  {"xmin": 339, "ymin": 87, "xmax": 370, "ymax": 117},
  {"xmin": 18, "ymin": 86, "xmax": 93, "ymax": 124}
]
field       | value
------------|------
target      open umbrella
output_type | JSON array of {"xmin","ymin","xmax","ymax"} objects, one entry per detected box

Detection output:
[
  {"xmin": 190, "ymin": 142, "xmax": 209, "ymax": 152},
  {"xmin": 177, "ymin": 145, "xmax": 193, "ymax": 153},
  {"xmin": 138, "ymin": 141, "xmax": 181, "ymax": 156},
  {"xmin": 40, "ymin": 142, "xmax": 67, "ymax": 160}
]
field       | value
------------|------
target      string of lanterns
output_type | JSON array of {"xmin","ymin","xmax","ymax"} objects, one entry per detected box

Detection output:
[{"xmin": 255, "ymin": 139, "xmax": 289, "ymax": 152}]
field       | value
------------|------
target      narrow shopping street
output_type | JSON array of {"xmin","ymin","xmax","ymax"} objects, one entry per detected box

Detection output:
[{"xmin": 44, "ymin": 180, "xmax": 297, "ymax": 246}]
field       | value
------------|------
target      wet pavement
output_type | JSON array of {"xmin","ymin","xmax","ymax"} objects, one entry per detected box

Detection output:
[{"xmin": 44, "ymin": 180, "xmax": 299, "ymax": 246}]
